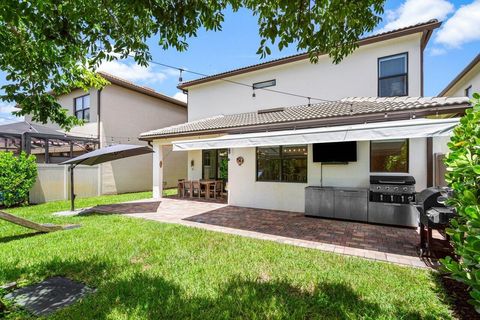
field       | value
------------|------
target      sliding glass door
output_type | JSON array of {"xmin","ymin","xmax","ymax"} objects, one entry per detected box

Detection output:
[{"xmin": 202, "ymin": 149, "xmax": 228, "ymax": 182}]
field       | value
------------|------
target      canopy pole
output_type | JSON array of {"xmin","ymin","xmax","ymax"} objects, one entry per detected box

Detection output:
[{"xmin": 69, "ymin": 164, "xmax": 76, "ymax": 211}]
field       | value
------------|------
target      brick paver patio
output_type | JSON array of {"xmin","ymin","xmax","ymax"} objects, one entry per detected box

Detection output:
[
  {"xmin": 184, "ymin": 206, "xmax": 418, "ymax": 256},
  {"xmin": 115, "ymin": 198, "xmax": 427, "ymax": 268}
]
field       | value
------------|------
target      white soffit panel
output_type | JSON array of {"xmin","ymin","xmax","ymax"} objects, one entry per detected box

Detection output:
[{"xmin": 172, "ymin": 118, "xmax": 459, "ymax": 151}]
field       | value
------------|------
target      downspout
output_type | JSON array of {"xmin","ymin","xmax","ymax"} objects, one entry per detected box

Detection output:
[
  {"xmin": 97, "ymin": 88, "xmax": 102, "ymax": 146},
  {"xmin": 97, "ymin": 88, "xmax": 102, "ymax": 197}
]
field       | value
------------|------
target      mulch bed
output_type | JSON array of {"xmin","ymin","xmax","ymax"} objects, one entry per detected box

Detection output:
[{"xmin": 440, "ymin": 275, "xmax": 480, "ymax": 320}]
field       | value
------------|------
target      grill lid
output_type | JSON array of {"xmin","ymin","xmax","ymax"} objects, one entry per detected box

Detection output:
[{"xmin": 370, "ymin": 175, "xmax": 416, "ymax": 185}]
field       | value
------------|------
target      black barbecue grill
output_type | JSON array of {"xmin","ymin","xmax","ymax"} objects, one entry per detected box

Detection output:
[{"xmin": 413, "ymin": 187, "xmax": 456, "ymax": 257}]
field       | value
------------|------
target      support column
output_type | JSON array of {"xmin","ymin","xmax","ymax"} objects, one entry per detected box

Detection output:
[{"xmin": 152, "ymin": 141, "xmax": 164, "ymax": 199}]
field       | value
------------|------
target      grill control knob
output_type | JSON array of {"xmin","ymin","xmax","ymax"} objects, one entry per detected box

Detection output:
[
  {"xmin": 394, "ymin": 187, "xmax": 398, "ymax": 191},
  {"xmin": 403, "ymin": 187, "xmax": 408, "ymax": 192},
  {"xmin": 385, "ymin": 186, "xmax": 390, "ymax": 190},
  {"xmin": 376, "ymin": 186, "xmax": 381, "ymax": 190}
]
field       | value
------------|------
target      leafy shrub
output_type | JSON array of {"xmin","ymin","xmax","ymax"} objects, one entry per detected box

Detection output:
[
  {"xmin": 0, "ymin": 152, "xmax": 37, "ymax": 207},
  {"xmin": 441, "ymin": 93, "xmax": 480, "ymax": 312}
]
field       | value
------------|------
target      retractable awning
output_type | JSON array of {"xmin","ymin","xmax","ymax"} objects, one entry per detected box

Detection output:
[{"xmin": 172, "ymin": 118, "xmax": 459, "ymax": 151}]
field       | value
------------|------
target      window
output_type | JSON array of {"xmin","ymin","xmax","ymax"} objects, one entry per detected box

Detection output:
[
  {"xmin": 465, "ymin": 85, "xmax": 472, "ymax": 98},
  {"xmin": 378, "ymin": 53, "xmax": 408, "ymax": 97},
  {"xmin": 253, "ymin": 79, "xmax": 276, "ymax": 89},
  {"xmin": 256, "ymin": 145, "xmax": 307, "ymax": 183},
  {"xmin": 370, "ymin": 139, "xmax": 408, "ymax": 173},
  {"xmin": 74, "ymin": 94, "xmax": 90, "ymax": 121}
]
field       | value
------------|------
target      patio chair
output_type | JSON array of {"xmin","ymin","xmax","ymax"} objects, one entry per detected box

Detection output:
[
  {"xmin": 177, "ymin": 179, "xmax": 185, "ymax": 197},
  {"xmin": 212, "ymin": 180, "xmax": 224, "ymax": 199},
  {"xmin": 191, "ymin": 180, "xmax": 202, "ymax": 198},
  {"xmin": 183, "ymin": 180, "xmax": 192, "ymax": 197},
  {"xmin": 206, "ymin": 181, "xmax": 216, "ymax": 199}
]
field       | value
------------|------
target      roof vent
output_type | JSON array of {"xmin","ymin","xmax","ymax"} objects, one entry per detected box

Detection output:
[{"xmin": 257, "ymin": 107, "xmax": 285, "ymax": 114}]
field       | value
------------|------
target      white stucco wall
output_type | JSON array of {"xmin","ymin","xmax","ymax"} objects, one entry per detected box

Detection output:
[
  {"xmin": 187, "ymin": 34, "xmax": 422, "ymax": 121},
  {"xmin": 227, "ymin": 138, "xmax": 431, "ymax": 213}
]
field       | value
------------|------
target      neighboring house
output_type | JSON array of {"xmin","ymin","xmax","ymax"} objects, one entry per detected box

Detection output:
[
  {"xmin": 140, "ymin": 20, "xmax": 470, "ymax": 219},
  {"xmin": 439, "ymin": 53, "xmax": 480, "ymax": 98},
  {"xmin": 25, "ymin": 72, "xmax": 188, "ymax": 195}
]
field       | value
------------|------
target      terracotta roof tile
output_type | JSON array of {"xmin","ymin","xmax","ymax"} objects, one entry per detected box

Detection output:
[{"xmin": 140, "ymin": 96, "xmax": 469, "ymax": 139}]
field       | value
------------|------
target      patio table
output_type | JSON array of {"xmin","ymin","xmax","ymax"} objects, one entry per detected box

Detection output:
[{"xmin": 200, "ymin": 180, "xmax": 216, "ymax": 199}]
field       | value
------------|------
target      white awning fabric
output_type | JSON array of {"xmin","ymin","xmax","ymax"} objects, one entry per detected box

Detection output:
[{"xmin": 172, "ymin": 118, "xmax": 459, "ymax": 151}]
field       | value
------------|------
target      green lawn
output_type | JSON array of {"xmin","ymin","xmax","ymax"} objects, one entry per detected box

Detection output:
[{"xmin": 0, "ymin": 192, "xmax": 454, "ymax": 319}]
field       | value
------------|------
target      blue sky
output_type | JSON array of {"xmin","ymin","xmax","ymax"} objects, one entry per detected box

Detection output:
[{"xmin": 1, "ymin": 0, "xmax": 479, "ymax": 123}]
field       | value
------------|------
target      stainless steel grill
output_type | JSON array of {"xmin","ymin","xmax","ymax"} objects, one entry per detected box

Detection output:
[{"xmin": 368, "ymin": 175, "xmax": 418, "ymax": 227}]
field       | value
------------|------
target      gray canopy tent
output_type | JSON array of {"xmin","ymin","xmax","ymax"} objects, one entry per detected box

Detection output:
[{"xmin": 60, "ymin": 144, "xmax": 154, "ymax": 211}]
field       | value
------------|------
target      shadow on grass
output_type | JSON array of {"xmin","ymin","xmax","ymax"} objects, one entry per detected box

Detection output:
[
  {"xmin": 0, "ymin": 232, "xmax": 44, "ymax": 244},
  {"xmin": 0, "ymin": 258, "xmax": 440, "ymax": 319}
]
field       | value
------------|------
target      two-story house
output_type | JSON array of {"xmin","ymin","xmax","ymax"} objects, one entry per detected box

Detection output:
[
  {"xmin": 140, "ymin": 20, "xmax": 470, "ymax": 225},
  {"xmin": 26, "ymin": 72, "xmax": 188, "ymax": 196}
]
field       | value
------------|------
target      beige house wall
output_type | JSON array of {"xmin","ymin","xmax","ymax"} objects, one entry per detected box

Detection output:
[
  {"xmin": 26, "ymin": 82, "xmax": 188, "ymax": 197},
  {"xmin": 99, "ymin": 84, "xmax": 187, "ymax": 193}
]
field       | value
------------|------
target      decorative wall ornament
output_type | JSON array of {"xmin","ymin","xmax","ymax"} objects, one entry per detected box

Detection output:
[{"xmin": 236, "ymin": 156, "xmax": 244, "ymax": 166}]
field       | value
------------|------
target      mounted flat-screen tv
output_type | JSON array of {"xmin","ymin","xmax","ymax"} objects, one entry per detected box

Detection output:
[{"xmin": 312, "ymin": 141, "xmax": 357, "ymax": 163}]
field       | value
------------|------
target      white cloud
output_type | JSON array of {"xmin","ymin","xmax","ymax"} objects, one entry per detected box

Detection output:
[
  {"xmin": 172, "ymin": 91, "xmax": 188, "ymax": 103},
  {"xmin": 0, "ymin": 102, "xmax": 15, "ymax": 114},
  {"xmin": 380, "ymin": 0, "xmax": 454, "ymax": 32},
  {"xmin": 435, "ymin": 0, "xmax": 480, "ymax": 48},
  {"xmin": 98, "ymin": 60, "xmax": 167, "ymax": 83},
  {"xmin": 429, "ymin": 47, "xmax": 447, "ymax": 56},
  {"xmin": 0, "ymin": 102, "xmax": 24, "ymax": 124}
]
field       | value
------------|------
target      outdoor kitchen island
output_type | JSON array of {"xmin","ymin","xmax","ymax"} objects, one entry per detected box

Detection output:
[{"xmin": 305, "ymin": 175, "xmax": 419, "ymax": 227}]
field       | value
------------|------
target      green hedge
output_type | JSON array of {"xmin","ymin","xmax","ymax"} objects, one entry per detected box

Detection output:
[
  {"xmin": 441, "ymin": 93, "xmax": 480, "ymax": 312},
  {"xmin": 0, "ymin": 152, "xmax": 37, "ymax": 207}
]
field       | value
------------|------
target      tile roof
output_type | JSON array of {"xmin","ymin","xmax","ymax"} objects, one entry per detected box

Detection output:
[
  {"xmin": 98, "ymin": 72, "xmax": 187, "ymax": 107},
  {"xmin": 178, "ymin": 20, "xmax": 441, "ymax": 89},
  {"xmin": 140, "ymin": 96, "xmax": 470, "ymax": 139}
]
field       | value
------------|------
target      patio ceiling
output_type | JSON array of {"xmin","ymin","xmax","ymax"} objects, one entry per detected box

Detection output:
[{"xmin": 172, "ymin": 118, "xmax": 459, "ymax": 151}]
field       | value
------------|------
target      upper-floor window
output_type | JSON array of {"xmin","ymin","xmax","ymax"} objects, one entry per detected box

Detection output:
[
  {"xmin": 465, "ymin": 85, "xmax": 472, "ymax": 98},
  {"xmin": 378, "ymin": 53, "xmax": 408, "ymax": 97},
  {"xmin": 74, "ymin": 94, "xmax": 90, "ymax": 121}
]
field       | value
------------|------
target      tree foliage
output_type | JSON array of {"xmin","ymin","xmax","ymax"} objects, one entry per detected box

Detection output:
[
  {"xmin": 441, "ymin": 93, "xmax": 480, "ymax": 312},
  {"xmin": 0, "ymin": 152, "xmax": 37, "ymax": 207},
  {"xmin": 0, "ymin": 0, "xmax": 384, "ymax": 129}
]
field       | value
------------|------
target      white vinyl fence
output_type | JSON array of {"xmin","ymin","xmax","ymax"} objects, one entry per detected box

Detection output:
[{"xmin": 29, "ymin": 164, "xmax": 100, "ymax": 204}]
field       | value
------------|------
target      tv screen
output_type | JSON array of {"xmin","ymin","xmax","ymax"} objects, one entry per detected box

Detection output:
[{"xmin": 312, "ymin": 141, "xmax": 357, "ymax": 163}]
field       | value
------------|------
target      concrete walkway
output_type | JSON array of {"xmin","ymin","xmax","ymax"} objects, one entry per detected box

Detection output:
[{"xmin": 118, "ymin": 198, "xmax": 427, "ymax": 268}]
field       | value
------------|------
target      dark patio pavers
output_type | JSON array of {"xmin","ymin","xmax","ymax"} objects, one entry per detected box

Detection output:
[{"xmin": 184, "ymin": 206, "xmax": 419, "ymax": 256}]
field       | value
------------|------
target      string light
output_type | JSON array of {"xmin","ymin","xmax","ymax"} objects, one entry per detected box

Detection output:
[
  {"xmin": 178, "ymin": 69, "xmax": 183, "ymax": 82},
  {"xmin": 145, "ymin": 57, "xmax": 337, "ymax": 103}
]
